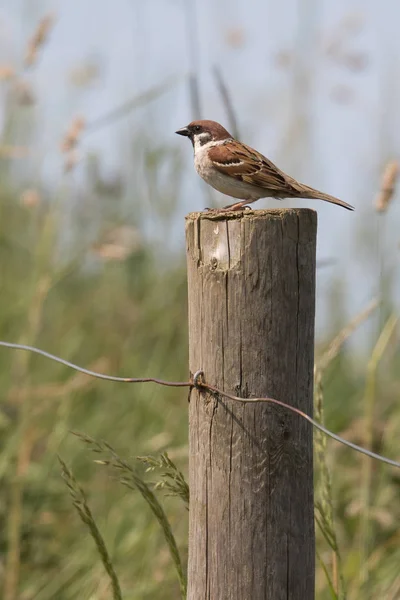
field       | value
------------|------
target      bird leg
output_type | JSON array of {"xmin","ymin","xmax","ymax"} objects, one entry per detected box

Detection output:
[
  {"xmin": 203, "ymin": 201, "xmax": 252, "ymax": 213},
  {"xmin": 222, "ymin": 200, "xmax": 252, "ymax": 211}
]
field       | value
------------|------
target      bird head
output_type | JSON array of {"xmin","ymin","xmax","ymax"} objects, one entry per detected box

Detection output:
[{"xmin": 175, "ymin": 120, "xmax": 232, "ymax": 148}]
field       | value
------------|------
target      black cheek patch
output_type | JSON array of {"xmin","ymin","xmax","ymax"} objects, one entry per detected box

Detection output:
[{"xmin": 198, "ymin": 134, "xmax": 212, "ymax": 146}]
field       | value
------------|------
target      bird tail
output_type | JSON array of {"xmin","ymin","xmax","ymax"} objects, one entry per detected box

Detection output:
[{"xmin": 299, "ymin": 184, "xmax": 354, "ymax": 211}]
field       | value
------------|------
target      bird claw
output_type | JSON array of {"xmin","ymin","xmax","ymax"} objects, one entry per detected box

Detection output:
[
  {"xmin": 203, "ymin": 204, "xmax": 252, "ymax": 213},
  {"xmin": 222, "ymin": 202, "xmax": 252, "ymax": 211}
]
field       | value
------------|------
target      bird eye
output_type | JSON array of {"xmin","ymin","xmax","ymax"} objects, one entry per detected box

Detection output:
[{"xmin": 194, "ymin": 125, "xmax": 201, "ymax": 132}]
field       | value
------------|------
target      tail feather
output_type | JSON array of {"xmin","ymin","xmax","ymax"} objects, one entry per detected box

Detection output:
[{"xmin": 299, "ymin": 184, "xmax": 354, "ymax": 211}]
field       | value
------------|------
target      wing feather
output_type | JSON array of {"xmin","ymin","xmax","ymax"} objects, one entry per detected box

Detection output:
[
  {"xmin": 207, "ymin": 140, "xmax": 354, "ymax": 209},
  {"xmin": 208, "ymin": 141, "xmax": 294, "ymax": 194}
]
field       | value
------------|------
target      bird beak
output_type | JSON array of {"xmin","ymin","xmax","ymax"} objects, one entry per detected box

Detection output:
[{"xmin": 175, "ymin": 126, "xmax": 190, "ymax": 137}]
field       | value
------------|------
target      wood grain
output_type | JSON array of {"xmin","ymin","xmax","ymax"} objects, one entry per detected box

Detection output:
[{"xmin": 186, "ymin": 208, "xmax": 317, "ymax": 600}]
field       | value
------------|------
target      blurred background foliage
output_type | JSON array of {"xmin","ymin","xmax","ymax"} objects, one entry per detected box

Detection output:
[{"xmin": 0, "ymin": 1, "xmax": 399, "ymax": 599}]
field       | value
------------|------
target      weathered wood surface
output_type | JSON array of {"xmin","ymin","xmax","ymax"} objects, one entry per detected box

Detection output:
[{"xmin": 186, "ymin": 208, "xmax": 317, "ymax": 600}]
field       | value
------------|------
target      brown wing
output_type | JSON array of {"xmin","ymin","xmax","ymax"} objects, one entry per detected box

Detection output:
[
  {"xmin": 208, "ymin": 140, "xmax": 355, "ymax": 209},
  {"xmin": 208, "ymin": 141, "xmax": 295, "ymax": 194}
]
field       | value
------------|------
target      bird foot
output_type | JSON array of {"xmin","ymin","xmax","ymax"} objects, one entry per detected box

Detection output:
[
  {"xmin": 222, "ymin": 201, "xmax": 252, "ymax": 211},
  {"xmin": 203, "ymin": 203, "xmax": 252, "ymax": 213}
]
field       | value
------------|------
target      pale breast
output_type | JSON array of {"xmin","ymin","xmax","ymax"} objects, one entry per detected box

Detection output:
[
  {"xmin": 194, "ymin": 143, "xmax": 215, "ymax": 182},
  {"xmin": 193, "ymin": 141, "xmax": 266, "ymax": 200}
]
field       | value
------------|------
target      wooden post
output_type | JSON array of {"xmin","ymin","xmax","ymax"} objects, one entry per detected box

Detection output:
[{"xmin": 185, "ymin": 208, "xmax": 317, "ymax": 600}]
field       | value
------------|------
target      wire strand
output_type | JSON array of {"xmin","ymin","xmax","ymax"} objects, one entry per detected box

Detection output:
[
  {"xmin": 202, "ymin": 382, "xmax": 400, "ymax": 469},
  {"xmin": 0, "ymin": 340, "xmax": 399, "ymax": 469},
  {"xmin": 0, "ymin": 342, "xmax": 191, "ymax": 387}
]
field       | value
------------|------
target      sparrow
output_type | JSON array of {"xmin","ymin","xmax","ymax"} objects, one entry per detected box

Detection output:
[{"xmin": 176, "ymin": 119, "xmax": 354, "ymax": 211}]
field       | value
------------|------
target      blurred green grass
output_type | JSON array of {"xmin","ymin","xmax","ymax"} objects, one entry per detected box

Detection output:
[
  {"xmin": 1, "ymin": 156, "xmax": 399, "ymax": 600},
  {"xmin": 0, "ymin": 172, "xmax": 190, "ymax": 599}
]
